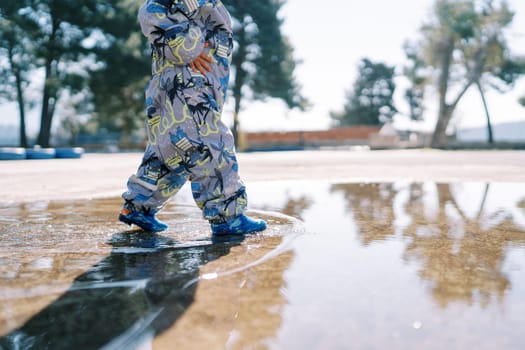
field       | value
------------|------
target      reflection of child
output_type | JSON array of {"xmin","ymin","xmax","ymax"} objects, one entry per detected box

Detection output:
[{"xmin": 119, "ymin": 0, "xmax": 266, "ymax": 235}]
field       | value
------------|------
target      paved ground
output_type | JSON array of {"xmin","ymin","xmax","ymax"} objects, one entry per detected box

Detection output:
[
  {"xmin": 1, "ymin": 149, "xmax": 525, "ymax": 349},
  {"xmin": 1, "ymin": 149, "xmax": 524, "ymax": 203}
]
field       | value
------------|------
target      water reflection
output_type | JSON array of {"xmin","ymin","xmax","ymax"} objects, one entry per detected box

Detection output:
[
  {"xmin": 331, "ymin": 183, "xmax": 397, "ymax": 245},
  {"xmin": 281, "ymin": 195, "xmax": 314, "ymax": 220},
  {"xmin": 2, "ymin": 182, "xmax": 525, "ymax": 349},
  {"xmin": 331, "ymin": 182, "xmax": 525, "ymax": 307},
  {"xmin": 152, "ymin": 235, "xmax": 295, "ymax": 349},
  {"xmin": 0, "ymin": 197, "xmax": 300, "ymax": 349},
  {"xmin": 0, "ymin": 232, "xmax": 239, "ymax": 349}
]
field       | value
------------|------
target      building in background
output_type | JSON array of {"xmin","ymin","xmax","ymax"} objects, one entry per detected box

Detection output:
[{"xmin": 243, "ymin": 126, "xmax": 380, "ymax": 151}]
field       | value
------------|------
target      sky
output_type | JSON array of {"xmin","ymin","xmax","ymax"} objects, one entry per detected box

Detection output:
[{"xmin": 1, "ymin": 0, "xmax": 525, "ymax": 138}]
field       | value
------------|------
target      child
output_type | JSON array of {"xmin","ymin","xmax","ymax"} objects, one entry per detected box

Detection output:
[{"xmin": 119, "ymin": 0, "xmax": 266, "ymax": 235}]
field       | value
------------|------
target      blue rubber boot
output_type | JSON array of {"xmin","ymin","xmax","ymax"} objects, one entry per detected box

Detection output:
[
  {"xmin": 211, "ymin": 215, "xmax": 267, "ymax": 235},
  {"xmin": 119, "ymin": 208, "xmax": 168, "ymax": 232}
]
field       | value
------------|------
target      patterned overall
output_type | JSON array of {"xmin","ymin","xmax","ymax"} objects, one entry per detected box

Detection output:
[{"xmin": 123, "ymin": 0, "xmax": 247, "ymax": 224}]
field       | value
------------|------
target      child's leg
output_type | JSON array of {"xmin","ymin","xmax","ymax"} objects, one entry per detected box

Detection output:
[
  {"xmin": 187, "ymin": 124, "xmax": 266, "ymax": 235},
  {"xmin": 123, "ymin": 146, "xmax": 170, "ymax": 213},
  {"xmin": 177, "ymin": 74, "xmax": 264, "ymax": 233},
  {"xmin": 190, "ymin": 138, "xmax": 266, "ymax": 235},
  {"xmin": 120, "ymin": 145, "xmax": 190, "ymax": 231},
  {"xmin": 187, "ymin": 123, "xmax": 247, "ymax": 224}
]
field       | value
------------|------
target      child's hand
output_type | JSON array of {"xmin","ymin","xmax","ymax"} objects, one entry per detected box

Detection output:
[{"xmin": 189, "ymin": 44, "xmax": 213, "ymax": 75}]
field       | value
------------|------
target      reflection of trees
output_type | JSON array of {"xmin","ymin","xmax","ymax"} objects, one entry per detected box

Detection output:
[
  {"xmin": 330, "ymin": 183, "xmax": 525, "ymax": 308},
  {"xmin": 282, "ymin": 195, "xmax": 313, "ymax": 219},
  {"xmin": 331, "ymin": 183, "xmax": 398, "ymax": 245},
  {"xmin": 260, "ymin": 192, "xmax": 313, "ymax": 220},
  {"xmin": 402, "ymin": 183, "xmax": 525, "ymax": 307}
]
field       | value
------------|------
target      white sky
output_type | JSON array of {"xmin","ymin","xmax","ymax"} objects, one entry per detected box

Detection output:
[{"xmin": 1, "ymin": 0, "xmax": 525, "ymax": 137}]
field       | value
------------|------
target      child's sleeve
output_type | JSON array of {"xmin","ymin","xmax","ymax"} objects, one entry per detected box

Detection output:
[{"xmin": 138, "ymin": 0, "xmax": 205, "ymax": 65}]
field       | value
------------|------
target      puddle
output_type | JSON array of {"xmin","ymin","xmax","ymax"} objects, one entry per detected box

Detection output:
[
  {"xmin": 0, "ymin": 196, "xmax": 303, "ymax": 350},
  {"xmin": 1, "ymin": 182, "xmax": 525, "ymax": 349}
]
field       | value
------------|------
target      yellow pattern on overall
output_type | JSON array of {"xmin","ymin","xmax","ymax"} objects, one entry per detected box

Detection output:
[{"xmin": 123, "ymin": 0, "xmax": 246, "ymax": 224}]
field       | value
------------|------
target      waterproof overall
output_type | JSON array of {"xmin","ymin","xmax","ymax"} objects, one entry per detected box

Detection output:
[{"xmin": 123, "ymin": 0, "xmax": 247, "ymax": 224}]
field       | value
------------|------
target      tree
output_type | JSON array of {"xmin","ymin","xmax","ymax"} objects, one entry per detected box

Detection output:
[
  {"xmin": 16, "ymin": 0, "xmax": 111, "ymax": 147},
  {"xmin": 88, "ymin": 0, "xmax": 150, "ymax": 141},
  {"xmin": 408, "ymin": 0, "xmax": 525, "ymax": 147},
  {"xmin": 403, "ymin": 42, "xmax": 428, "ymax": 122},
  {"xmin": 469, "ymin": 5, "xmax": 525, "ymax": 144},
  {"xmin": 330, "ymin": 58, "xmax": 397, "ymax": 126},
  {"xmin": 224, "ymin": 0, "xmax": 308, "ymax": 145},
  {"xmin": 0, "ymin": 2, "xmax": 35, "ymax": 147},
  {"xmin": 0, "ymin": 1, "xmax": 151, "ymax": 147}
]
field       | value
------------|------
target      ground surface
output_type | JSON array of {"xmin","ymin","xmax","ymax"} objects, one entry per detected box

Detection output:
[
  {"xmin": 1, "ymin": 149, "xmax": 525, "ymax": 350},
  {"xmin": 1, "ymin": 149, "xmax": 524, "ymax": 203}
]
